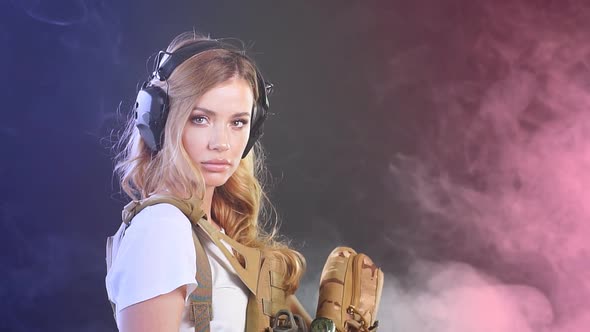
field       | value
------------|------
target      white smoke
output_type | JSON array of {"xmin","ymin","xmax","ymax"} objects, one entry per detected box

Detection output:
[{"xmin": 378, "ymin": 262, "xmax": 554, "ymax": 332}]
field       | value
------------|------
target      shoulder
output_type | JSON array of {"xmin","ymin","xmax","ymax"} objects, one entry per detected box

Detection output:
[
  {"xmin": 106, "ymin": 203, "xmax": 198, "ymax": 313},
  {"xmin": 123, "ymin": 203, "xmax": 192, "ymax": 240},
  {"xmin": 109, "ymin": 203, "xmax": 196, "ymax": 270},
  {"xmin": 117, "ymin": 202, "xmax": 195, "ymax": 262},
  {"xmin": 132, "ymin": 203, "xmax": 190, "ymax": 228}
]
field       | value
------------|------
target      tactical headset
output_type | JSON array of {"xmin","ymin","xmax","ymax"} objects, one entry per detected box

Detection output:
[{"xmin": 133, "ymin": 39, "xmax": 273, "ymax": 159}]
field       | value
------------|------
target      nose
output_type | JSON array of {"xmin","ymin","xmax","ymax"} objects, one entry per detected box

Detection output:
[{"xmin": 208, "ymin": 125, "xmax": 231, "ymax": 151}]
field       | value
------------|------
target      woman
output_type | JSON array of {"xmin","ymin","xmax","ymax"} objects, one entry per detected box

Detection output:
[{"xmin": 105, "ymin": 31, "xmax": 310, "ymax": 332}]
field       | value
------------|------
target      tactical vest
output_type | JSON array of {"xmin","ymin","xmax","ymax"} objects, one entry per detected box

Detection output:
[{"xmin": 106, "ymin": 195, "xmax": 303, "ymax": 332}]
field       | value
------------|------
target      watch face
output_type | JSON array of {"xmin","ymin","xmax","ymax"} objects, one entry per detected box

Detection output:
[{"xmin": 310, "ymin": 317, "xmax": 336, "ymax": 332}]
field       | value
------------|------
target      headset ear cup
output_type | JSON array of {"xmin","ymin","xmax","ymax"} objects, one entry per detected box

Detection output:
[
  {"xmin": 241, "ymin": 102, "xmax": 268, "ymax": 159},
  {"xmin": 134, "ymin": 84, "xmax": 168, "ymax": 152},
  {"xmin": 241, "ymin": 71, "xmax": 271, "ymax": 159}
]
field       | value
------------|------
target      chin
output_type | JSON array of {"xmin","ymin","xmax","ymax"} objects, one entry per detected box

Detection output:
[{"xmin": 203, "ymin": 175, "xmax": 231, "ymax": 188}]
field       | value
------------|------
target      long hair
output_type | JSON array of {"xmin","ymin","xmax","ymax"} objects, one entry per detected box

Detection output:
[{"xmin": 114, "ymin": 31, "xmax": 304, "ymax": 293}]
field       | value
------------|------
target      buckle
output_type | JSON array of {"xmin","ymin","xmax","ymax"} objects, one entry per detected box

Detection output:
[{"xmin": 346, "ymin": 305, "xmax": 379, "ymax": 332}]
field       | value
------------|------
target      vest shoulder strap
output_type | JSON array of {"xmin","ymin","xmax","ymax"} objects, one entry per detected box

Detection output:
[
  {"xmin": 189, "ymin": 228, "xmax": 213, "ymax": 332},
  {"xmin": 121, "ymin": 194, "xmax": 206, "ymax": 226}
]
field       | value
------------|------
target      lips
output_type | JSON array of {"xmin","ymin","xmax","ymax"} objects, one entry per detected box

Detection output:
[
  {"xmin": 201, "ymin": 160, "xmax": 231, "ymax": 172},
  {"xmin": 202, "ymin": 159, "xmax": 231, "ymax": 165}
]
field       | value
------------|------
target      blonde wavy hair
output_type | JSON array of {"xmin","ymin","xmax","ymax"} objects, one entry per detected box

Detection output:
[{"xmin": 114, "ymin": 31, "xmax": 305, "ymax": 293}]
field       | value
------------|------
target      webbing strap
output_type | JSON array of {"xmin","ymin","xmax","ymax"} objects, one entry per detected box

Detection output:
[{"xmin": 190, "ymin": 227, "xmax": 212, "ymax": 332}]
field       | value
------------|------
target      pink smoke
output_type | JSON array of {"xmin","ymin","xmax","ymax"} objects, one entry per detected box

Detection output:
[{"xmin": 382, "ymin": 1, "xmax": 590, "ymax": 331}]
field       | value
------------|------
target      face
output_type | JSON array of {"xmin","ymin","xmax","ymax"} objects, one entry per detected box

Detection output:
[{"xmin": 182, "ymin": 77, "xmax": 254, "ymax": 189}]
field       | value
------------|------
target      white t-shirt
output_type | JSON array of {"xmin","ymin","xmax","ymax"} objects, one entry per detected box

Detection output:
[{"xmin": 105, "ymin": 203, "xmax": 249, "ymax": 332}]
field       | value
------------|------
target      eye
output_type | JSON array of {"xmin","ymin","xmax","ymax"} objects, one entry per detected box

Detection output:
[
  {"xmin": 232, "ymin": 119, "xmax": 249, "ymax": 128},
  {"xmin": 190, "ymin": 115, "xmax": 208, "ymax": 125}
]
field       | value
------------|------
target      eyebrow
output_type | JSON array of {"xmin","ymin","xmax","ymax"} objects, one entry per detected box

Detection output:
[{"xmin": 193, "ymin": 107, "xmax": 251, "ymax": 118}]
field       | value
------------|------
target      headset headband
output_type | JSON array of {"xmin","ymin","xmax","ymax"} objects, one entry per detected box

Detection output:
[
  {"xmin": 154, "ymin": 39, "xmax": 271, "ymax": 112},
  {"xmin": 155, "ymin": 40, "xmax": 223, "ymax": 81}
]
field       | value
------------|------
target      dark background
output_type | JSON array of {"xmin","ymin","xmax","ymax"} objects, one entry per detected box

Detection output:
[
  {"xmin": 2, "ymin": 1, "xmax": 589, "ymax": 331},
  {"xmin": 1, "ymin": 1, "xmax": 389, "ymax": 330}
]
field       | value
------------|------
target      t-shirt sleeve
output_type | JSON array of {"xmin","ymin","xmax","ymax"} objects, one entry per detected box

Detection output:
[{"xmin": 105, "ymin": 203, "xmax": 198, "ymax": 314}]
